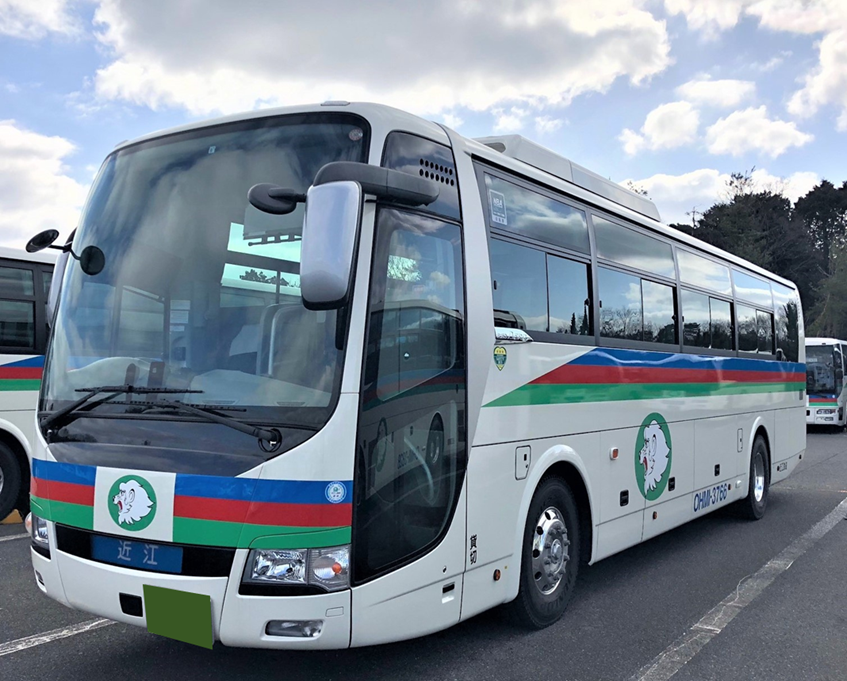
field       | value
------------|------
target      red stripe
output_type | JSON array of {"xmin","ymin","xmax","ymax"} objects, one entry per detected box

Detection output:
[
  {"xmin": 0, "ymin": 367, "xmax": 42, "ymax": 379},
  {"xmin": 174, "ymin": 495, "xmax": 352, "ymax": 527},
  {"xmin": 810, "ymin": 398, "xmax": 837, "ymax": 403},
  {"xmin": 31, "ymin": 477, "xmax": 94, "ymax": 506},
  {"xmin": 531, "ymin": 365, "xmax": 804, "ymax": 386}
]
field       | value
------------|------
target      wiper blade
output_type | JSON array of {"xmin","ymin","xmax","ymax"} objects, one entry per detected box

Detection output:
[
  {"xmin": 40, "ymin": 384, "xmax": 203, "ymax": 432},
  {"xmin": 138, "ymin": 399, "xmax": 282, "ymax": 451}
]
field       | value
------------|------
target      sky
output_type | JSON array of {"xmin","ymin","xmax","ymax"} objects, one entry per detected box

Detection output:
[{"xmin": 1, "ymin": 0, "xmax": 846, "ymax": 249}]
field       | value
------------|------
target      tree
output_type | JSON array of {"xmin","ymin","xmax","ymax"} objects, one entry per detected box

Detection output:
[{"xmin": 795, "ymin": 180, "xmax": 847, "ymax": 276}]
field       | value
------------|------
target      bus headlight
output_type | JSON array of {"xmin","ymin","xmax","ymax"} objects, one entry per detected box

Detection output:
[
  {"xmin": 25, "ymin": 513, "xmax": 50, "ymax": 551},
  {"xmin": 244, "ymin": 545, "xmax": 350, "ymax": 592}
]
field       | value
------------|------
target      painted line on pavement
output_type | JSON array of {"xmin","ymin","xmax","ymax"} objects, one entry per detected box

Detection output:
[
  {"xmin": 0, "ymin": 533, "xmax": 27, "ymax": 543},
  {"xmin": 630, "ymin": 495, "xmax": 847, "ymax": 681},
  {"xmin": 0, "ymin": 619, "xmax": 115, "ymax": 657}
]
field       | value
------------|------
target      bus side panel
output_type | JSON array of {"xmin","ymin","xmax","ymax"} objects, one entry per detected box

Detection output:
[
  {"xmin": 694, "ymin": 414, "xmax": 742, "ymax": 491},
  {"xmin": 461, "ymin": 433, "xmax": 598, "ymax": 622},
  {"xmin": 642, "ymin": 421, "xmax": 694, "ymax": 541},
  {"xmin": 773, "ymin": 406, "xmax": 805, "ymax": 484}
]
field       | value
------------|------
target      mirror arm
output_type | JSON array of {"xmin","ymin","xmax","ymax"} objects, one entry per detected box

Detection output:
[{"xmin": 314, "ymin": 162, "xmax": 439, "ymax": 207}]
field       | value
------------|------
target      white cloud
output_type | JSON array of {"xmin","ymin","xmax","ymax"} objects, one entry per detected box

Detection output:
[
  {"xmin": 676, "ymin": 77, "xmax": 755, "ymax": 108},
  {"xmin": 0, "ymin": 0, "xmax": 76, "ymax": 39},
  {"xmin": 493, "ymin": 107, "xmax": 527, "ymax": 133},
  {"xmin": 535, "ymin": 115, "xmax": 563, "ymax": 135},
  {"xmin": 663, "ymin": 0, "xmax": 751, "ymax": 36},
  {"xmin": 625, "ymin": 167, "xmax": 820, "ymax": 224},
  {"xmin": 441, "ymin": 113, "xmax": 464, "ymax": 129},
  {"xmin": 706, "ymin": 106, "xmax": 813, "ymax": 157},
  {"xmin": 0, "ymin": 121, "xmax": 87, "ymax": 249},
  {"xmin": 788, "ymin": 29, "xmax": 847, "ymax": 130},
  {"xmin": 619, "ymin": 101, "xmax": 700, "ymax": 155},
  {"xmin": 90, "ymin": 0, "xmax": 672, "ymax": 117}
]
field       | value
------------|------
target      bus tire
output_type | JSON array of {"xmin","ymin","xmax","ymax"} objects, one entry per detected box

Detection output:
[
  {"xmin": 739, "ymin": 435, "xmax": 769, "ymax": 520},
  {"xmin": 0, "ymin": 442, "xmax": 22, "ymax": 521},
  {"xmin": 507, "ymin": 476, "xmax": 580, "ymax": 630}
]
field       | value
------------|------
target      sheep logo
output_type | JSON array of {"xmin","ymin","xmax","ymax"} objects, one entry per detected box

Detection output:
[
  {"xmin": 634, "ymin": 413, "xmax": 673, "ymax": 501},
  {"xmin": 107, "ymin": 475, "xmax": 157, "ymax": 531}
]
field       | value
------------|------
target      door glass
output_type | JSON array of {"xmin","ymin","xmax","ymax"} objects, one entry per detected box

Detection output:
[
  {"xmin": 548, "ymin": 255, "xmax": 591, "ymax": 336},
  {"xmin": 355, "ymin": 208, "xmax": 466, "ymax": 583},
  {"xmin": 490, "ymin": 238, "xmax": 547, "ymax": 331}
]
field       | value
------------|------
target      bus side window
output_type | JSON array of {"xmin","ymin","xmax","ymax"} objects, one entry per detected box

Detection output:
[{"xmin": 0, "ymin": 264, "xmax": 37, "ymax": 352}]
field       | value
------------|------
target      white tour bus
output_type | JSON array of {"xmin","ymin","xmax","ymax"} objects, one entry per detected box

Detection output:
[
  {"xmin": 805, "ymin": 337, "xmax": 847, "ymax": 427},
  {"xmin": 0, "ymin": 246, "xmax": 55, "ymax": 520},
  {"xmin": 26, "ymin": 103, "xmax": 805, "ymax": 649}
]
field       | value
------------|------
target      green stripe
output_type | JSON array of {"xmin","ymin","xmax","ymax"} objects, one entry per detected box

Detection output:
[
  {"xmin": 486, "ymin": 381, "xmax": 805, "ymax": 408},
  {"xmin": 0, "ymin": 379, "xmax": 41, "ymax": 391},
  {"xmin": 172, "ymin": 517, "xmax": 350, "ymax": 548},
  {"xmin": 31, "ymin": 495, "xmax": 93, "ymax": 529}
]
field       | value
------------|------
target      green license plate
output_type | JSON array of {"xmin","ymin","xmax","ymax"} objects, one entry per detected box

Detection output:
[{"xmin": 143, "ymin": 585, "xmax": 213, "ymax": 649}]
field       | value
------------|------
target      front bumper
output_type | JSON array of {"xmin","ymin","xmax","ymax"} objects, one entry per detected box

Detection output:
[
  {"xmin": 806, "ymin": 406, "xmax": 840, "ymax": 425},
  {"xmin": 31, "ymin": 525, "xmax": 352, "ymax": 649}
]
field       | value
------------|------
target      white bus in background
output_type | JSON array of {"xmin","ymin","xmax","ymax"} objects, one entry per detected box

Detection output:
[
  {"xmin": 0, "ymin": 246, "xmax": 55, "ymax": 520},
  {"xmin": 26, "ymin": 103, "xmax": 804, "ymax": 649},
  {"xmin": 805, "ymin": 337, "xmax": 847, "ymax": 428}
]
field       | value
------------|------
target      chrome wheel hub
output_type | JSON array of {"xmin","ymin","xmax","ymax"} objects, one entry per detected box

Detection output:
[
  {"xmin": 753, "ymin": 455, "xmax": 765, "ymax": 503},
  {"xmin": 531, "ymin": 506, "xmax": 570, "ymax": 596},
  {"xmin": 0, "ymin": 465, "xmax": 4, "ymax": 495}
]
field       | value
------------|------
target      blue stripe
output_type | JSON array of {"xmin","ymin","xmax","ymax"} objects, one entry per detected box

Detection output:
[
  {"xmin": 570, "ymin": 348, "xmax": 803, "ymax": 374},
  {"xmin": 32, "ymin": 459, "xmax": 96, "ymax": 486},
  {"xmin": 1, "ymin": 355, "xmax": 44, "ymax": 368},
  {"xmin": 175, "ymin": 474, "xmax": 352, "ymax": 505}
]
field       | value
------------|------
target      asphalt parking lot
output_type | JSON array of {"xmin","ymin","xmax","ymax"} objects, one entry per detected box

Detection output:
[{"xmin": 2, "ymin": 430, "xmax": 846, "ymax": 681}]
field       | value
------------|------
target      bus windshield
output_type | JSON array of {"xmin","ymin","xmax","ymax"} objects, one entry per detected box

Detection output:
[
  {"xmin": 42, "ymin": 114, "xmax": 369, "ymax": 430},
  {"xmin": 806, "ymin": 345, "xmax": 837, "ymax": 394}
]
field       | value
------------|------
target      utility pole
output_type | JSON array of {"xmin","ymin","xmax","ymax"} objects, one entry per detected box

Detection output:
[{"xmin": 685, "ymin": 206, "xmax": 702, "ymax": 229}]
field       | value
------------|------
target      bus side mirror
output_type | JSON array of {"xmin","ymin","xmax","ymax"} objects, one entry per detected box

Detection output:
[{"xmin": 300, "ymin": 181, "xmax": 362, "ymax": 310}]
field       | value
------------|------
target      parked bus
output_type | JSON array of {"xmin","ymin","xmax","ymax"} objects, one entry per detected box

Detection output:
[
  {"xmin": 0, "ymin": 246, "xmax": 55, "ymax": 520},
  {"xmin": 25, "ymin": 103, "xmax": 805, "ymax": 649},
  {"xmin": 805, "ymin": 337, "xmax": 847, "ymax": 428}
]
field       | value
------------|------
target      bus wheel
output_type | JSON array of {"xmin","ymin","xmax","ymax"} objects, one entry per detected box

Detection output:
[
  {"xmin": 739, "ymin": 435, "xmax": 769, "ymax": 520},
  {"xmin": 507, "ymin": 476, "xmax": 580, "ymax": 629},
  {"xmin": 0, "ymin": 442, "xmax": 22, "ymax": 521}
]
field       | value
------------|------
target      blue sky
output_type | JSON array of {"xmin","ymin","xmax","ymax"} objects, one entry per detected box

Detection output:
[{"xmin": 1, "ymin": 0, "xmax": 845, "ymax": 248}]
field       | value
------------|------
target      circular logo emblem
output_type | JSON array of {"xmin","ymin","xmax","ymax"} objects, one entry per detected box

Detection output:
[
  {"xmin": 494, "ymin": 346, "xmax": 507, "ymax": 371},
  {"xmin": 635, "ymin": 413, "xmax": 673, "ymax": 501},
  {"xmin": 108, "ymin": 475, "xmax": 157, "ymax": 531},
  {"xmin": 325, "ymin": 481, "xmax": 347, "ymax": 504}
]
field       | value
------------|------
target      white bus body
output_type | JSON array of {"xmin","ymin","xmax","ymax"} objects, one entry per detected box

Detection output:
[
  {"xmin": 805, "ymin": 337, "xmax": 847, "ymax": 427},
  {"xmin": 0, "ymin": 246, "xmax": 55, "ymax": 520},
  {"xmin": 28, "ymin": 103, "xmax": 805, "ymax": 649}
]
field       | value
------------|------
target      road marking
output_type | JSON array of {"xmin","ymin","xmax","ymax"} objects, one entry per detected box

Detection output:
[
  {"xmin": 0, "ymin": 533, "xmax": 27, "ymax": 543},
  {"xmin": 630, "ymin": 496, "xmax": 847, "ymax": 681},
  {"xmin": 0, "ymin": 619, "xmax": 115, "ymax": 657}
]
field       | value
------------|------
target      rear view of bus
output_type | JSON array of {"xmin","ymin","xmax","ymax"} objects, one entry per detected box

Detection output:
[{"xmin": 805, "ymin": 337, "xmax": 847, "ymax": 428}]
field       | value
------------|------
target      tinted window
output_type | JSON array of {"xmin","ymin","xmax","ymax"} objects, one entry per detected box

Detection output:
[
  {"xmin": 737, "ymin": 305, "xmax": 758, "ymax": 352},
  {"xmin": 734, "ymin": 270, "xmax": 773, "ymax": 307},
  {"xmin": 677, "ymin": 250, "xmax": 732, "ymax": 295},
  {"xmin": 642, "ymin": 280, "xmax": 676, "ymax": 344},
  {"xmin": 772, "ymin": 283, "xmax": 800, "ymax": 362},
  {"xmin": 356, "ymin": 209, "xmax": 466, "ymax": 583},
  {"xmin": 682, "ymin": 290, "xmax": 710, "ymax": 348},
  {"xmin": 593, "ymin": 216, "xmax": 675, "ymax": 278},
  {"xmin": 490, "ymin": 239, "xmax": 547, "ymax": 331},
  {"xmin": 599, "ymin": 267, "xmax": 642, "ymax": 341},
  {"xmin": 485, "ymin": 175, "xmax": 590, "ymax": 254},
  {"xmin": 757, "ymin": 310, "xmax": 774, "ymax": 354},
  {"xmin": 710, "ymin": 298, "xmax": 733, "ymax": 350},
  {"xmin": 0, "ymin": 266, "xmax": 34, "ymax": 297},
  {"xmin": 0, "ymin": 300, "xmax": 34, "ymax": 348},
  {"xmin": 42, "ymin": 270, "xmax": 53, "ymax": 297},
  {"xmin": 548, "ymin": 255, "xmax": 591, "ymax": 336}
]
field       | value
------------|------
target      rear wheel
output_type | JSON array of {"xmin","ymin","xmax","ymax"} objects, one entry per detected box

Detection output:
[
  {"xmin": 0, "ymin": 442, "xmax": 22, "ymax": 521},
  {"xmin": 507, "ymin": 477, "xmax": 580, "ymax": 629},
  {"xmin": 739, "ymin": 435, "xmax": 769, "ymax": 520}
]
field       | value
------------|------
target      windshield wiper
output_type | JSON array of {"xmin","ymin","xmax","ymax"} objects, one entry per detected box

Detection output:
[
  {"xmin": 40, "ymin": 385, "xmax": 202, "ymax": 432},
  {"xmin": 136, "ymin": 399, "xmax": 281, "ymax": 451},
  {"xmin": 42, "ymin": 384, "xmax": 282, "ymax": 451}
]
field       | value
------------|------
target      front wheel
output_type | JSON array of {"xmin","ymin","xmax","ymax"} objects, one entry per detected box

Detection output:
[
  {"xmin": 506, "ymin": 477, "xmax": 580, "ymax": 629},
  {"xmin": 738, "ymin": 436, "xmax": 769, "ymax": 520}
]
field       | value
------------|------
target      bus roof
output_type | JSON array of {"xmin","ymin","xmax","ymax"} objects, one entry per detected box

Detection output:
[
  {"xmin": 0, "ymin": 245, "xmax": 57, "ymax": 266},
  {"xmin": 111, "ymin": 101, "xmax": 797, "ymax": 293}
]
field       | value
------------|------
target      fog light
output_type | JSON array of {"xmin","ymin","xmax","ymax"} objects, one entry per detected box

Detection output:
[{"xmin": 265, "ymin": 620, "xmax": 323, "ymax": 638}]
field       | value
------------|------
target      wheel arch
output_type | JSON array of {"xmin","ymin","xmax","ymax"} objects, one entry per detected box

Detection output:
[
  {"xmin": 505, "ymin": 444, "xmax": 596, "ymax": 601},
  {"xmin": 745, "ymin": 416, "xmax": 772, "ymax": 492},
  {"xmin": 0, "ymin": 418, "xmax": 33, "ymax": 513}
]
